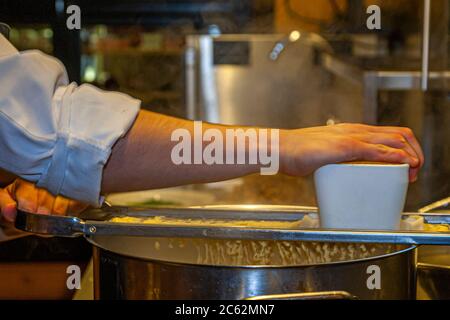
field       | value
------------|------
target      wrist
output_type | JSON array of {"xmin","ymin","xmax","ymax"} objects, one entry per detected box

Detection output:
[{"xmin": 278, "ymin": 129, "xmax": 293, "ymax": 174}]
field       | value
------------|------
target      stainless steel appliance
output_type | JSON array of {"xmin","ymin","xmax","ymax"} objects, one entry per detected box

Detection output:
[
  {"xmin": 91, "ymin": 241, "xmax": 416, "ymax": 300},
  {"xmin": 185, "ymin": 33, "xmax": 360, "ymax": 128},
  {"xmin": 15, "ymin": 204, "xmax": 450, "ymax": 300},
  {"xmin": 417, "ymin": 197, "xmax": 450, "ymax": 299}
]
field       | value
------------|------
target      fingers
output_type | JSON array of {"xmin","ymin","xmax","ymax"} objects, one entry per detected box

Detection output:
[
  {"xmin": 365, "ymin": 125, "xmax": 424, "ymax": 168},
  {"xmin": 0, "ymin": 178, "xmax": 89, "ymax": 223},
  {"xmin": 33, "ymin": 186, "xmax": 80, "ymax": 216},
  {"xmin": 0, "ymin": 188, "xmax": 17, "ymax": 222},
  {"xmin": 365, "ymin": 126, "xmax": 423, "ymax": 182},
  {"xmin": 13, "ymin": 179, "xmax": 65, "ymax": 215},
  {"xmin": 409, "ymin": 167, "xmax": 420, "ymax": 183},
  {"xmin": 52, "ymin": 196, "xmax": 70, "ymax": 216},
  {"xmin": 336, "ymin": 124, "xmax": 424, "ymax": 182},
  {"xmin": 356, "ymin": 142, "xmax": 419, "ymax": 181},
  {"xmin": 357, "ymin": 132, "xmax": 419, "ymax": 164},
  {"xmin": 68, "ymin": 200, "xmax": 89, "ymax": 215},
  {"xmin": 43, "ymin": 191, "xmax": 88, "ymax": 216},
  {"xmin": 37, "ymin": 188, "xmax": 56, "ymax": 214},
  {"xmin": 13, "ymin": 179, "xmax": 39, "ymax": 213}
]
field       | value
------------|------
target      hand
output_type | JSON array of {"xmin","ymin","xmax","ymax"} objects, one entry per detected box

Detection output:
[
  {"xmin": 0, "ymin": 179, "xmax": 88, "ymax": 223},
  {"xmin": 280, "ymin": 123, "xmax": 424, "ymax": 182}
]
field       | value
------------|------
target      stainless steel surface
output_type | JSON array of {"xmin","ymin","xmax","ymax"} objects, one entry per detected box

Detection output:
[
  {"xmin": 417, "ymin": 263, "xmax": 450, "ymax": 299},
  {"xmin": 185, "ymin": 33, "xmax": 356, "ymax": 128},
  {"xmin": 320, "ymin": 52, "xmax": 450, "ymax": 124},
  {"xmin": 15, "ymin": 209, "xmax": 85, "ymax": 237},
  {"xmin": 85, "ymin": 225, "xmax": 450, "ymax": 245},
  {"xmin": 197, "ymin": 35, "xmax": 220, "ymax": 123},
  {"xmin": 416, "ymin": 198, "xmax": 450, "ymax": 300},
  {"xmin": 81, "ymin": 205, "xmax": 416, "ymax": 300},
  {"xmin": 92, "ymin": 239, "xmax": 416, "ymax": 300},
  {"xmin": 245, "ymin": 291, "xmax": 355, "ymax": 300},
  {"xmin": 421, "ymin": 0, "xmax": 431, "ymax": 91},
  {"xmin": 15, "ymin": 206, "xmax": 450, "ymax": 245}
]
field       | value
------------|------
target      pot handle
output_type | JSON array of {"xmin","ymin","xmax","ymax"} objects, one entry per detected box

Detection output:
[
  {"xmin": 15, "ymin": 209, "xmax": 85, "ymax": 237},
  {"xmin": 244, "ymin": 291, "xmax": 356, "ymax": 300}
]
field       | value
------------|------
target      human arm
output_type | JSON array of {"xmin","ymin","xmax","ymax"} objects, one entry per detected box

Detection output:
[
  {"xmin": 0, "ymin": 35, "xmax": 423, "ymax": 207},
  {"xmin": 101, "ymin": 110, "xmax": 423, "ymax": 194}
]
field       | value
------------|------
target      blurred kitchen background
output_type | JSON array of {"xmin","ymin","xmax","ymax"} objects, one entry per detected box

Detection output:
[{"xmin": 0, "ymin": 0, "xmax": 449, "ymax": 298}]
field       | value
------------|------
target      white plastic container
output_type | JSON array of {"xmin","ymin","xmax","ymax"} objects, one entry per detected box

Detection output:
[{"xmin": 314, "ymin": 163, "xmax": 409, "ymax": 230}]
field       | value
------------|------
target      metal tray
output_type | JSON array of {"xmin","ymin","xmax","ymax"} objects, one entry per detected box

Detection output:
[{"xmin": 14, "ymin": 206, "xmax": 450, "ymax": 245}]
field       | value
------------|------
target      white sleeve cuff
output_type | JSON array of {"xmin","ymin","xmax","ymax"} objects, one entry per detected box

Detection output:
[{"xmin": 36, "ymin": 83, "xmax": 141, "ymax": 206}]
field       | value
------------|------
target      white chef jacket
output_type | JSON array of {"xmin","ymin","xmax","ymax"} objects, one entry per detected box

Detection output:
[{"xmin": 0, "ymin": 34, "xmax": 141, "ymax": 206}]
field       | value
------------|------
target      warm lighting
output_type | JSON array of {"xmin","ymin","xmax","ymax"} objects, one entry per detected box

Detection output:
[
  {"xmin": 208, "ymin": 24, "xmax": 221, "ymax": 37},
  {"xmin": 289, "ymin": 30, "xmax": 301, "ymax": 42},
  {"xmin": 83, "ymin": 66, "xmax": 97, "ymax": 82},
  {"xmin": 42, "ymin": 28, "xmax": 53, "ymax": 39}
]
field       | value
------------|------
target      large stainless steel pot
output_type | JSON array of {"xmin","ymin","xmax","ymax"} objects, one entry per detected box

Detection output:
[
  {"xmin": 416, "ymin": 197, "xmax": 450, "ymax": 299},
  {"xmin": 88, "ymin": 205, "xmax": 417, "ymax": 300}
]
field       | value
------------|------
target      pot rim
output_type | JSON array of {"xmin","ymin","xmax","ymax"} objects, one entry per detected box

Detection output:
[{"xmin": 87, "ymin": 236, "xmax": 417, "ymax": 269}]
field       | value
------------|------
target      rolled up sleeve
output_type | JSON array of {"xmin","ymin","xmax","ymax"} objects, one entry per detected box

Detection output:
[
  {"xmin": 0, "ymin": 39, "xmax": 140, "ymax": 206},
  {"xmin": 36, "ymin": 83, "xmax": 140, "ymax": 206}
]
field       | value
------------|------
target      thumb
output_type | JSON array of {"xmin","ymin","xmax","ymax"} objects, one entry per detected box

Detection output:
[{"xmin": 0, "ymin": 188, "xmax": 17, "ymax": 222}]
